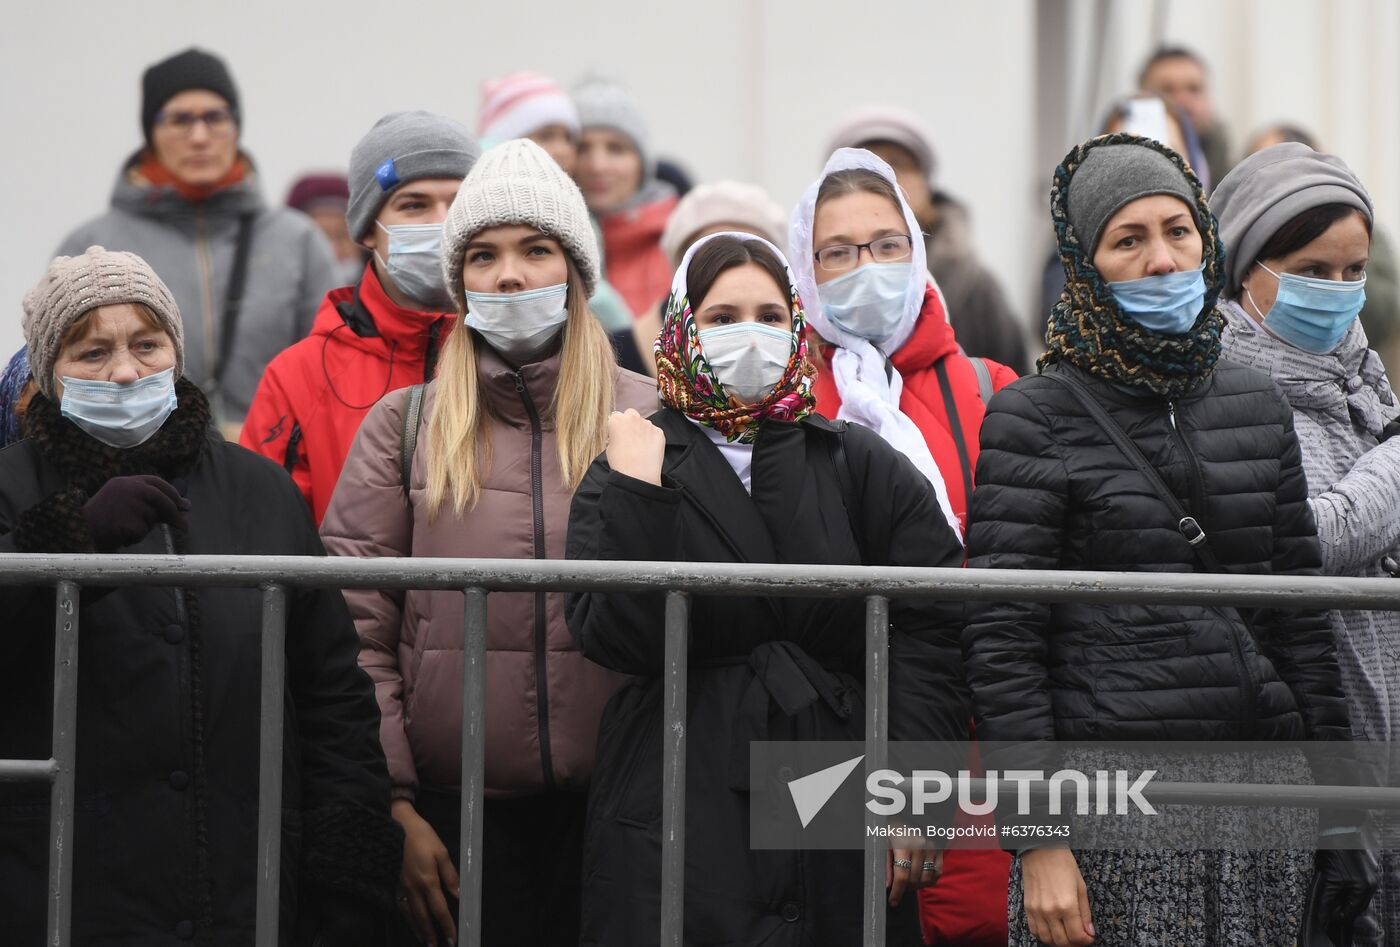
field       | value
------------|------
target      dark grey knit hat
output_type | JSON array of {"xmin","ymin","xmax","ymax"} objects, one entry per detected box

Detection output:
[
  {"xmin": 347, "ymin": 111, "xmax": 483, "ymax": 239},
  {"xmin": 1067, "ymin": 142, "xmax": 1199, "ymax": 254},
  {"xmin": 1212, "ymin": 141, "xmax": 1372, "ymax": 292}
]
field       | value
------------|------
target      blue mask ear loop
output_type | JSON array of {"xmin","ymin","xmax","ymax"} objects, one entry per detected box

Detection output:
[{"xmin": 1243, "ymin": 263, "xmax": 1276, "ymax": 322}]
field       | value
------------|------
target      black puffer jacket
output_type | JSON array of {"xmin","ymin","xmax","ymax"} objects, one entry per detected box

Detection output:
[
  {"xmin": 0, "ymin": 382, "xmax": 401, "ymax": 946},
  {"xmin": 964, "ymin": 361, "xmax": 1349, "ymax": 750}
]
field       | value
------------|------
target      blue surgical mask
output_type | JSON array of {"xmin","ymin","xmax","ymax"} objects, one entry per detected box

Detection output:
[
  {"xmin": 818, "ymin": 262, "xmax": 912, "ymax": 344},
  {"xmin": 60, "ymin": 367, "xmax": 178, "ymax": 449},
  {"xmin": 1249, "ymin": 262, "xmax": 1366, "ymax": 354},
  {"xmin": 1106, "ymin": 266, "xmax": 1207, "ymax": 335},
  {"xmin": 376, "ymin": 221, "xmax": 452, "ymax": 311}
]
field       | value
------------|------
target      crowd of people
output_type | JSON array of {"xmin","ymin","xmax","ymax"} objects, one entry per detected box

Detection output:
[{"xmin": 0, "ymin": 40, "xmax": 1397, "ymax": 947}]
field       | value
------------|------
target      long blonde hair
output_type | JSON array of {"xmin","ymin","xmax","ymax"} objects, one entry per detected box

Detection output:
[{"xmin": 425, "ymin": 256, "xmax": 617, "ymax": 519}]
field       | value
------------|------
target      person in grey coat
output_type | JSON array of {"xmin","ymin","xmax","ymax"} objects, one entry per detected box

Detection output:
[
  {"xmin": 1215, "ymin": 141, "xmax": 1400, "ymax": 946},
  {"xmin": 57, "ymin": 47, "xmax": 338, "ymax": 434}
]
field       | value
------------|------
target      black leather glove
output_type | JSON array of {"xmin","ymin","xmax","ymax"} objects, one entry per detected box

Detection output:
[
  {"xmin": 1300, "ymin": 818, "xmax": 1379, "ymax": 946},
  {"xmin": 82, "ymin": 475, "xmax": 189, "ymax": 552},
  {"xmin": 303, "ymin": 890, "xmax": 388, "ymax": 947}
]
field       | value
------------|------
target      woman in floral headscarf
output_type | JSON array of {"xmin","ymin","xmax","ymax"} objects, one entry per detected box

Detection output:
[{"xmin": 565, "ymin": 232, "xmax": 968, "ymax": 946}]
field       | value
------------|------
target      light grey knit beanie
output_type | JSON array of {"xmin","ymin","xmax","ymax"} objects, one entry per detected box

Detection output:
[
  {"xmin": 22, "ymin": 246, "xmax": 184, "ymax": 399},
  {"xmin": 572, "ymin": 76, "xmax": 651, "ymax": 174},
  {"xmin": 347, "ymin": 110, "xmax": 482, "ymax": 240},
  {"xmin": 441, "ymin": 138, "xmax": 601, "ymax": 312}
]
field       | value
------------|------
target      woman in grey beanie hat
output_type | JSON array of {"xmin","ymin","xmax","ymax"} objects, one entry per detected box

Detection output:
[{"xmin": 1216, "ymin": 142, "xmax": 1395, "ymax": 945}]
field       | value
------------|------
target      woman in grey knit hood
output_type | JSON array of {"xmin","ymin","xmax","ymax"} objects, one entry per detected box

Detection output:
[{"xmin": 1215, "ymin": 142, "xmax": 1398, "ymax": 946}]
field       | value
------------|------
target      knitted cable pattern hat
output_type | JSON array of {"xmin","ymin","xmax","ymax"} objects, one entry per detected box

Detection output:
[
  {"xmin": 572, "ymin": 75, "xmax": 651, "ymax": 174},
  {"xmin": 1042, "ymin": 133, "xmax": 1225, "ymax": 398},
  {"xmin": 441, "ymin": 138, "xmax": 600, "ymax": 312},
  {"xmin": 478, "ymin": 71, "xmax": 580, "ymax": 145},
  {"xmin": 23, "ymin": 246, "xmax": 185, "ymax": 399}
]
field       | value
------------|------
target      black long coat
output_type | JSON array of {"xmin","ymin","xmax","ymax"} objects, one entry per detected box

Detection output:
[
  {"xmin": 565, "ymin": 408, "xmax": 968, "ymax": 947},
  {"xmin": 0, "ymin": 383, "xmax": 400, "ymax": 945}
]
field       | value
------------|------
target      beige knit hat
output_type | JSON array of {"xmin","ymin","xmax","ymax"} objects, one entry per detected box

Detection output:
[
  {"xmin": 441, "ymin": 138, "xmax": 600, "ymax": 313},
  {"xmin": 22, "ymin": 246, "xmax": 184, "ymax": 399},
  {"xmin": 660, "ymin": 180, "xmax": 789, "ymax": 266}
]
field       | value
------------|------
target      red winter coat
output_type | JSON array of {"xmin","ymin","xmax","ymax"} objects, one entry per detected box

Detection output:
[
  {"xmin": 813, "ymin": 281, "xmax": 1018, "ymax": 946},
  {"xmin": 598, "ymin": 194, "xmax": 678, "ymax": 316},
  {"xmin": 240, "ymin": 264, "xmax": 455, "ymax": 524}
]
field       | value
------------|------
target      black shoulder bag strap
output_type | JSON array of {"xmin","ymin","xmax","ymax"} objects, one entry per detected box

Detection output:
[
  {"xmin": 215, "ymin": 211, "xmax": 258, "ymax": 390},
  {"xmin": 1043, "ymin": 370, "xmax": 1222, "ymax": 571},
  {"xmin": 934, "ymin": 357, "xmax": 976, "ymax": 508},
  {"xmin": 825, "ymin": 427, "xmax": 870, "ymax": 565},
  {"xmin": 400, "ymin": 383, "xmax": 426, "ymax": 505}
]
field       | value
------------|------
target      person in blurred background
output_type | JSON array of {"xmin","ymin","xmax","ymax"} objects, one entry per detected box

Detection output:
[
  {"xmin": 0, "ymin": 348, "xmax": 33, "ymax": 449},
  {"xmin": 56, "ymin": 47, "xmax": 339, "ymax": 436},
  {"xmin": 241, "ymin": 112, "xmax": 480, "ymax": 524},
  {"xmin": 1138, "ymin": 45, "xmax": 1234, "ymax": 182},
  {"xmin": 826, "ymin": 106, "xmax": 1028, "ymax": 375},
  {"xmin": 479, "ymin": 71, "xmax": 643, "ymax": 372},
  {"xmin": 287, "ymin": 172, "xmax": 366, "ymax": 286},
  {"xmin": 1244, "ymin": 124, "xmax": 1400, "ymax": 373},
  {"xmin": 573, "ymin": 76, "xmax": 678, "ymax": 317}
]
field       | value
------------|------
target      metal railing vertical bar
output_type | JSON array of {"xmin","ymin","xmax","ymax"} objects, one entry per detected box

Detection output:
[
  {"xmin": 863, "ymin": 594, "xmax": 890, "ymax": 947},
  {"xmin": 458, "ymin": 588, "xmax": 489, "ymax": 947},
  {"xmin": 660, "ymin": 591, "xmax": 691, "ymax": 947},
  {"xmin": 254, "ymin": 584, "xmax": 288, "ymax": 946},
  {"xmin": 47, "ymin": 579, "xmax": 80, "ymax": 947}
]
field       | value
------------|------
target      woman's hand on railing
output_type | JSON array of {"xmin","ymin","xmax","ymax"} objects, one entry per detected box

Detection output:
[
  {"xmin": 606, "ymin": 409, "xmax": 665, "ymax": 486},
  {"xmin": 1020, "ymin": 847, "xmax": 1094, "ymax": 945},
  {"xmin": 392, "ymin": 799, "xmax": 459, "ymax": 947}
]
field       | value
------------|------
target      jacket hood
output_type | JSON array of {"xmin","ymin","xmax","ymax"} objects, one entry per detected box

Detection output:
[{"xmin": 110, "ymin": 147, "xmax": 265, "ymax": 219}]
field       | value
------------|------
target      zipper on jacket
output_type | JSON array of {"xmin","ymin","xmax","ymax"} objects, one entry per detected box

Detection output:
[
  {"xmin": 1168, "ymin": 400, "xmax": 1259, "ymax": 735},
  {"xmin": 194, "ymin": 211, "xmax": 218, "ymax": 385},
  {"xmin": 515, "ymin": 369, "xmax": 557, "ymax": 791},
  {"xmin": 423, "ymin": 320, "xmax": 443, "ymax": 383}
]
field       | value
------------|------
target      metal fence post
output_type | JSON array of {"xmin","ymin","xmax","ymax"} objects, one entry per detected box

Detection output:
[
  {"xmin": 660, "ymin": 591, "xmax": 691, "ymax": 947},
  {"xmin": 254, "ymin": 584, "xmax": 288, "ymax": 946},
  {"xmin": 47, "ymin": 580, "xmax": 80, "ymax": 947},
  {"xmin": 863, "ymin": 595, "xmax": 890, "ymax": 947},
  {"xmin": 458, "ymin": 588, "xmax": 489, "ymax": 947}
]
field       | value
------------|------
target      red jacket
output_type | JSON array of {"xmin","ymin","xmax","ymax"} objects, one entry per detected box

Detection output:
[
  {"xmin": 599, "ymin": 194, "xmax": 678, "ymax": 316},
  {"xmin": 812, "ymin": 282, "xmax": 1018, "ymax": 532},
  {"xmin": 813, "ymin": 282, "xmax": 1018, "ymax": 946},
  {"xmin": 240, "ymin": 264, "xmax": 455, "ymax": 524}
]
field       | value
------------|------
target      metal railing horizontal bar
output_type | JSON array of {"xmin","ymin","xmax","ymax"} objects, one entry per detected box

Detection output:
[
  {"xmin": 0, "ymin": 759, "xmax": 56, "ymax": 782},
  {"xmin": 2, "ymin": 554, "xmax": 1399, "ymax": 610}
]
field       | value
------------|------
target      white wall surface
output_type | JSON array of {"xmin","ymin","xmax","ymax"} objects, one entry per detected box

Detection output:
[{"xmin": 0, "ymin": 0, "xmax": 1395, "ymax": 363}]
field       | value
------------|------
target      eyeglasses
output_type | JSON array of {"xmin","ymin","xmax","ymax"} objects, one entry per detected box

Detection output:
[
  {"xmin": 154, "ymin": 107, "xmax": 236, "ymax": 137},
  {"xmin": 814, "ymin": 233, "xmax": 913, "ymax": 272}
]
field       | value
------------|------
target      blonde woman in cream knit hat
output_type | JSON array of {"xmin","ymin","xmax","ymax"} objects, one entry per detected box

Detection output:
[{"xmin": 320, "ymin": 137, "xmax": 656, "ymax": 947}]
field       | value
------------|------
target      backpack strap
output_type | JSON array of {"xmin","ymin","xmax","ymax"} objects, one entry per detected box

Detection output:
[
  {"xmin": 400, "ymin": 384, "xmax": 426, "ymax": 504},
  {"xmin": 825, "ymin": 425, "xmax": 870, "ymax": 565},
  {"xmin": 934, "ymin": 358, "xmax": 975, "ymax": 506},
  {"xmin": 970, "ymin": 356, "xmax": 994, "ymax": 405}
]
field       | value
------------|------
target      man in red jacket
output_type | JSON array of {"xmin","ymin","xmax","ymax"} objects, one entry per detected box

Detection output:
[{"xmin": 241, "ymin": 112, "xmax": 481, "ymax": 522}]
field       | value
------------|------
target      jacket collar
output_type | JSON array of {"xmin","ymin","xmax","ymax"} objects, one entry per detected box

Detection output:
[
  {"xmin": 111, "ymin": 147, "xmax": 265, "ymax": 219},
  {"xmin": 890, "ymin": 282, "xmax": 960, "ymax": 373},
  {"xmin": 475, "ymin": 339, "xmax": 561, "ymax": 430},
  {"xmin": 312, "ymin": 264, "xmax": 455, "ymax": 361}
]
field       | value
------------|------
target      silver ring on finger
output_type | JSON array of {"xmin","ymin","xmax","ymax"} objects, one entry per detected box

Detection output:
[
  {"xmin": 893, "ymin": 858, "xmax": 913, "ymax": 870},
  {"xmin": 921, "ymin": 861, "xmax": 938, "ymax": 872}
]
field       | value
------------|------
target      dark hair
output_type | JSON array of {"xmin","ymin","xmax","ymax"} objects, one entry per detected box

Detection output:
[
  {"xmin": 815, "ymin": 167, "xmax": 903, "ymax": 216},
  {"xmin": 1137, "ymin": 45, "xmax": 1207, "ymax": 87},
  {"xmin": 1233, "ymin": 203, "xmax": 1372, "ymax": 295},
  {"xmin": 1246, "ymin": 123, "xmax": 1319, "ymax": 153},
  {"xmin": 686, "ymin": 236, "xmax": 791, "ymax": 311}
]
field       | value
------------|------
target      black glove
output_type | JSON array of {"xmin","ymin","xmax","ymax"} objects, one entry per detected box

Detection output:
[
  {"xmin": 1300, "ymin": 819, "xmax": 1379, "ymax": 946},
  {"xmin": 82, "ymin": 475, "xmax": 189, "ymax": 552},
  {"xmin": 303, "ymin": 890, "xmax": 389, "ymax": 947}
]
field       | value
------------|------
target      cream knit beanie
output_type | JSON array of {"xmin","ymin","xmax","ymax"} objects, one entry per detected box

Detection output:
[
  {"xmin": 441, "ymin": 138, "xmax": 600, "ymax": 312},
  {"xmin": 23, "ymin": 246, "xmax": 184, "ymax": 399}
]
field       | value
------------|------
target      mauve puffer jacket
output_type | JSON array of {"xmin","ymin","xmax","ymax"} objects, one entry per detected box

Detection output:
[
  {"xmin": 322, "ymin": 343, "xmax": 657, "ymax": 798},
  {"xmin": 963, "ymin": 360, "xmax": 1350, "ymax": 754}
]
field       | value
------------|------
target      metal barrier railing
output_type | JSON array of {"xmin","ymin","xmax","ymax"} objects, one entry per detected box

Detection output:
[{"xmin": 2, "ymin": 553, "xmax": 1400, "ymax": 947}]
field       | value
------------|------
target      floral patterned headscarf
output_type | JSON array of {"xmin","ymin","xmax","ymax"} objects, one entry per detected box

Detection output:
[{"xmin": 654, "ymin": 231, "xmax": 816, "ymax": 443}]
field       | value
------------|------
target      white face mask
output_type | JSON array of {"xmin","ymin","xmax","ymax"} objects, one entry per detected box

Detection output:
[
  {"xmin": 463, "ymin": 282, "xmax": 570, "ymax": 362},
  {"xmin": 818, "ymin": 261, "xmax": 912, "ymax": 344},
  {"xmin": 697, "ymin": 322, "xmax": 793, "ymax": 404},
  {"xmin": 376, "ymin": 221, "xmax": 452, "ymax": 310},
  {"xmin": 59, "ymin": 367, "xmax": 178, "ymax": 449}
]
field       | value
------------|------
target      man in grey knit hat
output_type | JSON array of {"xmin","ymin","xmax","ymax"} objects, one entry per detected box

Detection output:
[{"xmin": 239, "ymin": 111, "xmax": 480, "ymax": 523}]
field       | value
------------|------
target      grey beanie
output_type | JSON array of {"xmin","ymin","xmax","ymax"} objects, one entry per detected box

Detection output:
[
  {"xmin": 1212, "ymin": 141, "xmax": 1372, "ymax": 291},
  {"xmin": 1067, "ymin": 142, "xmax": 1199, "ymax": 254},
  {"xmin": 22, "ymin": 246, "xmax": 184, "ymax": 400},
  {"xmin": 572, "ymin": 76, "xmax": 651, "ymax": 174},
  {"xmin": 442, "ymin": 138, "xmax": 601, "ymax": 313},
  {"xmin": 347, "ymin": 111, "xmax": 482, "ymax": 239}
]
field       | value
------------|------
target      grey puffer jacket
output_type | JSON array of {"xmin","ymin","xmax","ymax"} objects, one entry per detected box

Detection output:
[{"xmin": 58, "ymin": 151, "xmax": 339, "ymax": 422}]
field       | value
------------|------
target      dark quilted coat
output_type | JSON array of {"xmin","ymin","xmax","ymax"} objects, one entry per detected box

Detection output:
[{"xmin": 963, "ymin": 360, "xmax": 1349, "ymax": 751}]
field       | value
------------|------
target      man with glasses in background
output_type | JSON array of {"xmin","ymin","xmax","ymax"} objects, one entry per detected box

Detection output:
[{"xmin": 57, "ymin": 48, "xmax": 338, "ymax": 438}]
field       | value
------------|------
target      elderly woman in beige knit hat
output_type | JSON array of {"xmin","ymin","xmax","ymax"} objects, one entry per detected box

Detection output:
[
  {"xmin": 321, "ymin": 138, "xmax": 656, "ymax": 947},
  {"xmin": 0, "ymin": 246, "xmax": 401, "ymax": 945}
]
